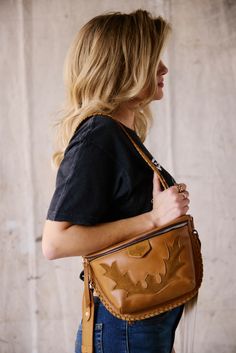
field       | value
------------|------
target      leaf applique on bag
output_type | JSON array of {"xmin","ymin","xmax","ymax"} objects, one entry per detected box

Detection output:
[{"xmin": 100, "ymin": 236, "xmax": 185, "ymax": 297}]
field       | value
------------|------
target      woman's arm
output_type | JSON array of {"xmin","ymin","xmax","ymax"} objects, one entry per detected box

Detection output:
[
  {"xmin": 42, "ymin": 175, "xmax": 190, "ymax": 260},
  {"xmin": 42, "ymin": 210, "xmax": 155, "ymax": 259}
]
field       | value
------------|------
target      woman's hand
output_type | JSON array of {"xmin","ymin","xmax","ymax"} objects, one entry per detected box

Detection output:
[{"xmin": 150, "ymin": 173, "xmax": 190, "ymax": 227}]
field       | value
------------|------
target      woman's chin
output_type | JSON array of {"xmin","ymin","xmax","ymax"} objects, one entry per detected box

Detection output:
[{"xmin": 153, "ymin": 91, "xmax": 164, "ymax": 101}]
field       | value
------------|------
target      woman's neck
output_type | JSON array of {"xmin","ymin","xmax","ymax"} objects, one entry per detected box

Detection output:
[{"xmin": 112, "ymin": 104, "xmax": 135, "ymax": 130}]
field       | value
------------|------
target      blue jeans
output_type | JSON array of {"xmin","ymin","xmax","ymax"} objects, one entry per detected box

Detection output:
[{"xmin": 75, "ymin": 297, "xmax": 184, "ymax": 353}]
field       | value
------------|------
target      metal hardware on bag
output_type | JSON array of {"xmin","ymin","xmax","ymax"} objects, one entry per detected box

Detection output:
[
  {"xmin": 193, "ymin": 229, "xmax": 200, "ymax": 242},
  {"xmin": 193, "ymin": 229, "xmax": 201, "ymax": 248},
  {"xmin": 83, "ymin": 258, "xmax": 94, "ymax": 289},
  {"xmin": 89, "ymin": 280, "xmax": 94, "ymax": 290}
]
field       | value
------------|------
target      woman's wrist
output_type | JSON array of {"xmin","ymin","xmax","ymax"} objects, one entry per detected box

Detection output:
[{"xmin": 143, "ymin": 210, "xmax": 159, "ymax": 229}]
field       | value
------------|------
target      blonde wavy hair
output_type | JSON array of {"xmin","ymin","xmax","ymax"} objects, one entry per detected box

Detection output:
[{"xmin": 51, "ymin": 9, "xmax": 171, "ymax": 168}]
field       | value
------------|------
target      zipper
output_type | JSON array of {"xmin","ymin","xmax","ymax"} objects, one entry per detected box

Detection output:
[{"xmin": 86, "ymin": 220, "xmax": 188, "ymax": 261}]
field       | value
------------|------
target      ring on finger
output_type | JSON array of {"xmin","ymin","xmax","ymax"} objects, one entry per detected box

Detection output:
[{"xmin": 176, "ymin": 183, "xmax": 185, "ymax": 193}]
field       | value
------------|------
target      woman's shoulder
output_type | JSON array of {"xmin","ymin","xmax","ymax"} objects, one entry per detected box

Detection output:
[
  {"xmin": 67, "ymin": 114, "xmax": 129, "ymax": 155},
  {"xmin": 65, "ymin": 114, "xmax": 127, "ymax": 160},
  {"xmin": 90, "ymin": 114, "xmax": 125, "ymax": 143}
]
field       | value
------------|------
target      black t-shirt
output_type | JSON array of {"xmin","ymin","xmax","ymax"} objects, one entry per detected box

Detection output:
[{"xmin": 46, "ymin": 114, "xmax": 176, "ymax": 225}]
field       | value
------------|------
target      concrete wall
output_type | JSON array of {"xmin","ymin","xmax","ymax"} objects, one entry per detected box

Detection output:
[{"xmin": 1, "ymin": 0, "xmax": 236, "ymax": 352}]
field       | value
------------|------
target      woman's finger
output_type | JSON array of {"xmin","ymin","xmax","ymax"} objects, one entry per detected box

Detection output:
[{"xmin": 173, "ymin": 183, "xmax": 187, "ymax": 193}]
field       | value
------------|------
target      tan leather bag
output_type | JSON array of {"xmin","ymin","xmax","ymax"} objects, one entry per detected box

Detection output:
[{"xmin": 81, "ymin": 118, "xmax": 203, "ymax": 353}]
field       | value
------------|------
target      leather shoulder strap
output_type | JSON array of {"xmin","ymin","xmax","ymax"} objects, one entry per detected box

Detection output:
[
  {"xmin": 92, "ymin": 113, "xmax": 169, "ymax": 190},
  {"xmin": 117, "ymin": 122, "xmax": 169, "ymax": 190}
]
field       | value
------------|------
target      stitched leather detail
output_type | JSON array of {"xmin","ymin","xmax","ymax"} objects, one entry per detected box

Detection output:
[{"xmin": 127, "ymin": 240, "xmax": 151, "ymax": 258}]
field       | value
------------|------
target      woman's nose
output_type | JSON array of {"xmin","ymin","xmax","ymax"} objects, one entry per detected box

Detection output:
[{"xmin": 158, "ymin": 60, "xmax": 168, "ymax": 75}]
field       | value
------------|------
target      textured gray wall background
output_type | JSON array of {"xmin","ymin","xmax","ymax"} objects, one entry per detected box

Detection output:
[{"xmin": 1, "ymin": 0, "xmax": 236, "ymax": 352}]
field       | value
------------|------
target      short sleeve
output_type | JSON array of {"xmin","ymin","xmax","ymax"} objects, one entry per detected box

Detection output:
[{"xmin": 46, "ymin": 140, "xmax": 121, "ymax": 225}]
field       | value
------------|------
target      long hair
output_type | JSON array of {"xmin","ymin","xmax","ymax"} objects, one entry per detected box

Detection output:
[{"xmin": 52, "ymin": 9, "xmax": 171, "ymax": 168}]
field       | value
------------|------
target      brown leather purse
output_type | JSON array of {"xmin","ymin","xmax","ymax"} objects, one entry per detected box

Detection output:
[{"xmin": 81, "ymin": 119, "xmax": 203, "ymax": 353}]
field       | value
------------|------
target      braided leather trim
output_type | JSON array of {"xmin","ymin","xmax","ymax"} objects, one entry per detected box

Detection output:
[{"xmin": 91, "ymin": 282, "xmax": 201, "ymax": 321}]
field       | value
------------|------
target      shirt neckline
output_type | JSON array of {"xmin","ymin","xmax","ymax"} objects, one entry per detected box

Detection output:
[{"xmin": 100, "ymin": 114, "xmax": 137, "ymax": 134}]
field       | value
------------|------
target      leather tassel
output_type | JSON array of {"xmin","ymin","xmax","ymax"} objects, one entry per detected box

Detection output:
[{"xmin": 81, "ymin": 258, "xmax": 95, "ymax": 353}]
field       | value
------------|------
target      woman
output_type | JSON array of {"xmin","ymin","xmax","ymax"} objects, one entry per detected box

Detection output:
[{"xmin": 42, "ymin": 9, "xmax": 190, "ymax": 353}]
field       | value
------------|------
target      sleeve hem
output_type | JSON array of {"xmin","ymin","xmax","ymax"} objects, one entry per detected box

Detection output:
[{"xmin": 46, "ymin": 210, "xmax": 100, "ymax": 225}]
